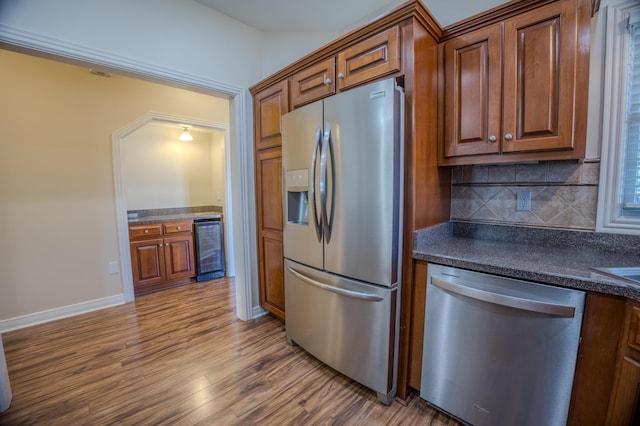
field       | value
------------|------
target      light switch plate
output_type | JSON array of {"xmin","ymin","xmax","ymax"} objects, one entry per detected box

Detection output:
[{"xmin": 109, "ymin": 261, "xmax": 120, "ymax": 275}]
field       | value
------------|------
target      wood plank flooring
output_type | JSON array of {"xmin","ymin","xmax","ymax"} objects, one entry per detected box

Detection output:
[{"xmin": 0, "ymin": 278, "xmax": 461, "ymax": 425}]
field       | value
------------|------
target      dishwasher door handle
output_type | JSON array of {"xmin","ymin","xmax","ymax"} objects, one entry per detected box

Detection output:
[
  {"xmin": 431, "ymin": 276, "xmax": 575, "ymax": 318},
  {"xmin": 288, "ymin": 267, "xmax": 384, "ymax": 302}
]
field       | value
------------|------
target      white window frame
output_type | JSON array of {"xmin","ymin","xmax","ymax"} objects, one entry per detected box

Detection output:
[{"xmin": 597, "ymin": 1, "xmax": 640, "ymax": 234}]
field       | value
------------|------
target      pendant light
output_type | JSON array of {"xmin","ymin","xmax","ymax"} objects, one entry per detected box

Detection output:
[{"xmin": 179, "ymin": 127, "xmax": 194, "ymax": 142}]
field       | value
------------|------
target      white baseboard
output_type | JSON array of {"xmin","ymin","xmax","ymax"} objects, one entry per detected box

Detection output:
[
  {"xmin": 0, "ymin": 294, "xmax": 126, "ymax": 333},
  {"xmin": 251, "ymin": 306, "xmax": 267, "ymax": 319}
]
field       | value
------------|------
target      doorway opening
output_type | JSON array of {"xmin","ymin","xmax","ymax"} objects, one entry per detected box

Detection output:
[{"xmin": 113, "ymin": 115, "xmax": 237, "ymax": 302}]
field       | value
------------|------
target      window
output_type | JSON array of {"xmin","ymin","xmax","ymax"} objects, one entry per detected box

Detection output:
[
  {"xmin": 623, "ymin": 20, "xmax": 640, "ymax": 212},
  {"xmin": 597, "ymin": 1, "xmax": 640, "ymax": 233}
]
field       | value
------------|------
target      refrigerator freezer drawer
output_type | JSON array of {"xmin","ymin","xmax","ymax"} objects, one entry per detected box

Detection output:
[{"xmin": 284, "ymin": 259, "xmax": 397, "ymax": 404}]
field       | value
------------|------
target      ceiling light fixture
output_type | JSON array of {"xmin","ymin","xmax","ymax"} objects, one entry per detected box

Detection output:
[{"xmin": 179, "ymin": 127, "xmax": 194, "ymax": 142}]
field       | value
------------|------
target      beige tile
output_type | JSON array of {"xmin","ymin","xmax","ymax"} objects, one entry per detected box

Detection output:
[
  {"xmin": 515, "ymin": 163, "xmax": 546, "ymax": 183},
  {"xmin": 471, "ymin": 186, "xmax": 503, "ymax": 202},
  {"xmin": 545, "ymin": 207, "xmax": 596, "ymax": 230},
  {"xmin": 451, "ymin": 166, "xmax": 464, "ymax": 184},
  {"xmin": 556, "ymin": 186, "xmax": 598, "ymax": 220},
  {"xmin": 484, "ymin": 188, "xmax": 516, "ymax": 220},
  {"xmin": 546, "ymin": 161, "xmax": 581, "ymax": 183},
  {"xmin": 580, "ymin": 162, "xmax": 600, "ymax": 185},
  {"xmin": 505, "ymin": 210, "xmax": 544, "ymax": 225},
  {"xmin": 463, "ymin": 165, "xmax": 488, "ymax": 183},
  {"xmin": 487, "ymin": 165, "xmax": 516, "ymax": 183},
  {"xmin": 469, "ymin": 205, "xmax": 502, "ymax": 222},
  {"xmin": 532, "ymin": 187, "xmax": 567, "ymax": 223},
  {"xmin": 451, "ymin": 186, "xmax": 484, "ymax": 218}
]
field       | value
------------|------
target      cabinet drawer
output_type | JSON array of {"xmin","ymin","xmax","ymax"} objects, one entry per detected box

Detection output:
[
  {"xmin": 337, "ymin": 25, "xmax": 401, "ymax": 91},
  {"xmin": 628, "ymin": 306, "xmax": 640, "ymax": 353},
  {"xmin": 129, "ymin": 224, "xmax": 162, "ymax": 240},
  {"xmin": 163, "ymin": 221, "xmax": 192, "ymax": 235},
  {"xmin": 291, "ymin": 57, "xmax": 336, "ymax": 108}
]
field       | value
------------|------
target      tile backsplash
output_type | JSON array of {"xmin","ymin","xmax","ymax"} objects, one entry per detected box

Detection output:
[{"xmin": 450, "ymin": 160, "xmax": 599, "ymax": 230}]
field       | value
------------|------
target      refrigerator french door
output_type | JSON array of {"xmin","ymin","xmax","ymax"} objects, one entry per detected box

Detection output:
[{"xmin": 282, "ymin": 78, "xmax": 403, "ymax": 404}]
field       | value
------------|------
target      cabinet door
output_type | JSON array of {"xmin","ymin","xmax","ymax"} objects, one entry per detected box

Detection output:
[
  {"xmin": 606, "ymin": 356, "xmax": 640, "ymax": 425},
  {"xmin": 255, "ymin": 148, "xmax": 285, "ymax": 319},
  {"xmin": 337, "ymin": 25, "xmax": 401, "ymax": 91},
  {"xmin": 502, "ymin": 0, "xmax": 577, "ymax": 153},
  {"xmin": 261, "ymin": 236, "xmax": 285, "ymax": 319},
  {"xmin": 164, "ymin": 235, "xmax": 196, "ymax": 281},
  {"xmin": 291, "ymin": 57, "xmax": 335, "ymax": 108},
  {"xmin": 130, "ymin": 238, "xmax": 166, "ymax": 288},
  {"xmin": 254, "ymin": 81, "xmax": 289, "ymax": 151},
  {"xmin": 443, "ymin": 24, "xmax": 502, "ymax": 158}
]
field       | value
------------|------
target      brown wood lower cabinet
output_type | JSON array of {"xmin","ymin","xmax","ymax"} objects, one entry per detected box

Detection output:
[
  {"xmin": 605, "ymin": 302, "xmax": 640, "ymax": 425},
  {"xmin": 129, "ymin": 220, "xmax": 196, "ymax": 296}
]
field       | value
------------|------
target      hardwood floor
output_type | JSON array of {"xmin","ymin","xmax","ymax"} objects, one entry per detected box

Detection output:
[{"xmin": 0, "ymin": 278, "xmax": 461, "ymax": 425}]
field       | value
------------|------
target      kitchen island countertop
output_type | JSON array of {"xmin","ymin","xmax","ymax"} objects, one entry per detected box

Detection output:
[{"xmin": 413, "ymin": 221, "xmax": 640, "ymax": 302}]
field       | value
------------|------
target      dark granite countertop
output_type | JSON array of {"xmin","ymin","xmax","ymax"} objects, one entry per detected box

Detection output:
[
  {"xmin": 128, "ymin": 211, "xmax": 222, "ymax": 225},
  {"xmin": 413, "ymin": 222, "xmax": 640, "ymax": 302},
  {"xmin": 127, "ymin": 206, "xmax": 223, "ymax": 225}
]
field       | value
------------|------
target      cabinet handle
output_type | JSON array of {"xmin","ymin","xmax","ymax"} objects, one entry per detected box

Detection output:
[
  {"xmin": 338, "ymin": 72, "xmax": 344, "ymax": 79},
  {"xmin": 488, "ymin": 135, "xmax": 497, "ymax": 143},
  {"xmin": 504, "ymin": 133, "xmax": 513, "ymax": 141},
  {"xmin": 144, "ymin": 230, "xmax": 149, "ymax": 234}
]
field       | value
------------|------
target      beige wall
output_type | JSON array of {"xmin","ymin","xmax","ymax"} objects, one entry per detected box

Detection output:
[
  {"xmin": 0, "ymin": 49, "xmax": 229, "ymax": 321},
  {"xmin": 123, "ymin": 124, "xmax": 225, "ymax": 210}
]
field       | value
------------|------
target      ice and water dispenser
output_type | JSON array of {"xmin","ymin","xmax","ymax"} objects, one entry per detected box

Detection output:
[{"xmin": 286, "ymin": 169, "xmax": 310, "ymax": 225}]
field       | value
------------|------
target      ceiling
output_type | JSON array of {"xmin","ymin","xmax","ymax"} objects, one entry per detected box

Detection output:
[{"xmin": 195, "ymin": 0, "xmax": 509, "ymax": 32}]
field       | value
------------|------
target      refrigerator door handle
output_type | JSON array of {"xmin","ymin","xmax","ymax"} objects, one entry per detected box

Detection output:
[
  {"xmin": 321, "ymin": 124, "xmax": 334, "ymax": 244},
  {"xmin": 287, "ymin": 266, "xmax": 384, "ymax": 302},
  {"xmin": 310, "ymin": 127, "xmax": 323, "ymax": 242}
]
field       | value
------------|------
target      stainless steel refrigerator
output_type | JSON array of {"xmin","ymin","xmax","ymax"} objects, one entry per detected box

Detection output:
[{"xmin": 282, "ymin": 77, "xmax": 403, "ymax": 405}]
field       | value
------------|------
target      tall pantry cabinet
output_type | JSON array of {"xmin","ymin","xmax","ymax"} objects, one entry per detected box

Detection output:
[
  {"xmin": 249, "ymin": 0, "xmax": 452, "ymax": 397},
  {"xmin": 253, "ymin": 81, "xmax": 289, "ymax": 320}
]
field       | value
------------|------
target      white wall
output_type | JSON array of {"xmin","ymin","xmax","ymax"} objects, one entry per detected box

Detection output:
[
  {"xmin": 211, "ymin": 131, "xmax": 226, "ymax": 209},
  {"xmin": 122, "ymin": 123, "xmax": 225, "ymax": 210},
  {"xmin": 260, "ymin": 32, "xmax": 340, "ymax": 78},
  {"xmin": 0, "ymin": 0, "xmax": 263, "ymax": 89}
]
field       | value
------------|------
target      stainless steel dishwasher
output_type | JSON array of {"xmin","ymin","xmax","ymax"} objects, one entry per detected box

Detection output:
[{"xmin": 421, "ymin": 264, "xmax": 585, "ymax": 426}]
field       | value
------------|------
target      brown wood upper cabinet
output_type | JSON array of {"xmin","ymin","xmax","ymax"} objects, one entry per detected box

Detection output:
[
  {"xmin": 337, "ymin": 25, "xmax": 401, "ymax": 91},
  {"xmin": 290, "ymin": 25, "xmax": 402, "ymax": 108},
  {"xmin": 290, "ymin": 58, "xmax": 335, "ymax": 108},
  {"xmin": 440, "ymin": 0, "xmax": 589, "ymax": 165}
]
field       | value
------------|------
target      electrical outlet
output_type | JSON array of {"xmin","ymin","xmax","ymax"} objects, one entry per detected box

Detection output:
[
  {"xmin": 517, "ymin": 191, "xmax": 532, "ymax": 211},
  {"xmin": 109, "ymin": 261, "xmax": 120, "ymax": 275}
]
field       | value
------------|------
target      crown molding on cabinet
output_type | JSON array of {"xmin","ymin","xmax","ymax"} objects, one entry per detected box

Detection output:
[
  {"xmin": 250, "ymin": 0, "xmax": 598, "ymax": 93},
  {"xmin": 249, "ymin": 0, "xmax": 440, "ymax": 94}
]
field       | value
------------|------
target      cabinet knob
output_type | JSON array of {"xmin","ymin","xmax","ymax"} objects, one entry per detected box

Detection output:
[
  {"xmin": 144, "ymin": 230, "xmax": 149, "ymax": 234},
  {"xmin": 324, "ymin": 77, "xmax": 332, "ymax": 85},
  {"xmin": 166, "ymin": 243, "xmax": 170, "ymax": 247},
  {"xmin": 504, "ymin": 133, "xmax": 513, "ymax": 141},
  {"xmin": 338, "ymin": 72, "xmax": 344, "ymax": 79},
  {"xmin": 488, "ymin": 135, "xmax": 497, "ymax": 143},
  {"xmin": 177, "ymin": 226, "xmax": 181, "ymax": 230}
]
